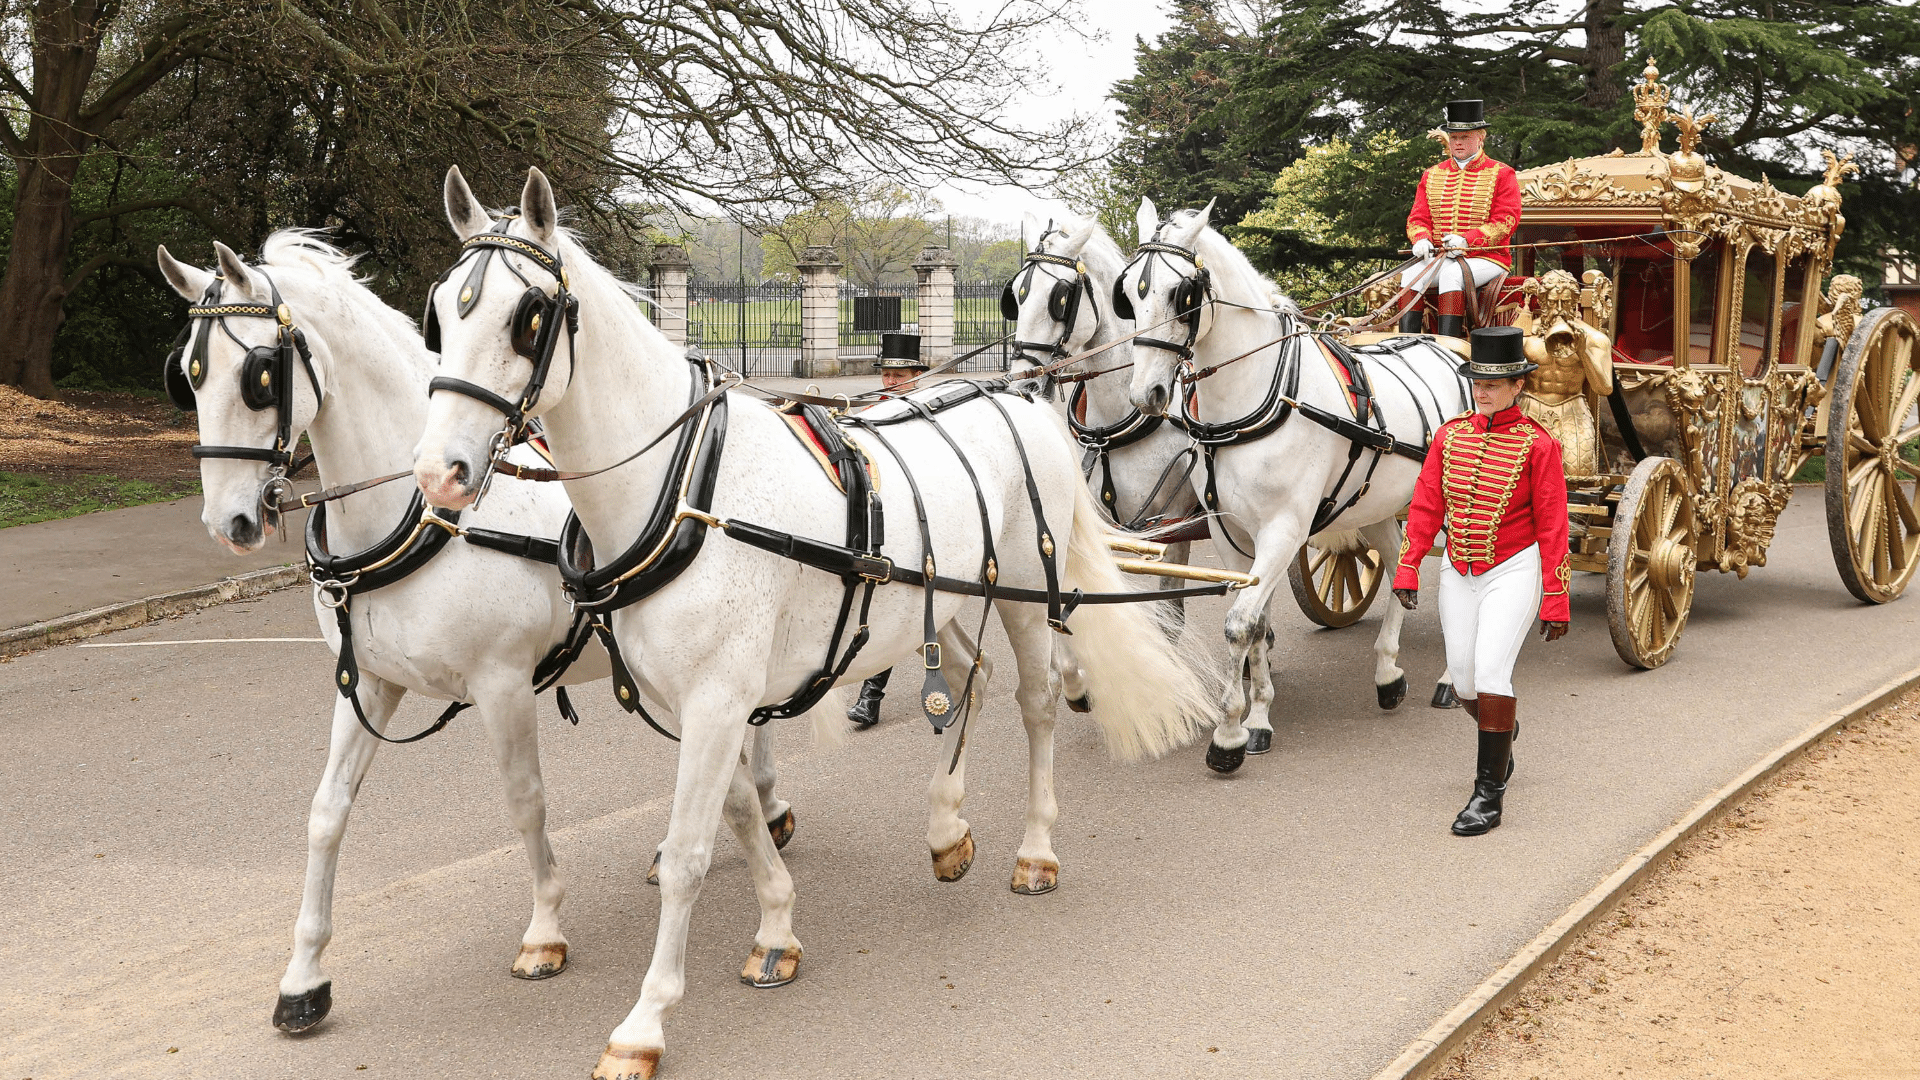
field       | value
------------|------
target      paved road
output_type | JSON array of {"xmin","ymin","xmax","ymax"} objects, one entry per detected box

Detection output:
[
  {"xmin": 4, "ymin": 497, "xmax": 1916, "ymax": 1080},
  {"xmin": 0, "ymin": 496, "xmax": 300, "ymax": 629}
]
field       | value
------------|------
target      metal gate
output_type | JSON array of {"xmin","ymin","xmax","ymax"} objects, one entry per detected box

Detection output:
[
  {"xmin": 955, "ymin": 282, "xmax": 1015, "ymax": 372},
  {"xmin": 687, "ymin": 281, "xmax": 802, "ymax": 377}
]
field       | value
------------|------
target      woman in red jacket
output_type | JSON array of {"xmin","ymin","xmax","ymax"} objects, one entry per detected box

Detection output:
[{"xmin": 1392, "ymin": 327, "xmax": 1571, "ymax": 836}]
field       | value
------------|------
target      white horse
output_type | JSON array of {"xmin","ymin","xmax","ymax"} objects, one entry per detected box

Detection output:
[
  {"xmin": 1120, "ymin": 198, "xmax": 1471, "ymax": 771},
  {"xmin": 413, "ymin": 167, "xmax": 1216, "ymax": 1079},
  {"xmin": 1004, "ymin": 212, "xmax": 1202, "ymax": 565},
  {"xmin": 155, "ymin": 231, "xmax": 793, "ymax": 1035}
]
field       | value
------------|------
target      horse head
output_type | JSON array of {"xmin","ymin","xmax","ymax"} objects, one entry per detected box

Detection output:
[
  {"xmin": 1120, "ymin": 197, "xmax": 1219, "ymax": 417},
  {"xmin": 1003, "ymin": 212, "xmax": 1107, "ymax": 399},
  {"xmin": 415, "ymin": 166, "xmax": 577, "ymax": 510},
  {"xmin": 157, "ymin": 241, "xmax": 330, "ymax": 553}
]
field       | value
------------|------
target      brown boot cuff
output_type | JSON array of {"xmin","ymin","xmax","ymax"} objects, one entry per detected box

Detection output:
[
  {"xmin": 1437, "ymin": 290, "xmax": 1467, "ymax": 317},
  {"xmin": 1476, "ymin": 693, "xmax": 1515, "ymax": 732}
]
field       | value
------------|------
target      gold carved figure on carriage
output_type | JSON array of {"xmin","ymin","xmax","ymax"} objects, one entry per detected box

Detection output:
[{"xmin": 1516, "ymin": 269, "xmax": 1615, "ymax": 476}]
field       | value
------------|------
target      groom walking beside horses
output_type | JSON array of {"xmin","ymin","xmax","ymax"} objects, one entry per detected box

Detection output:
[{"xmin": 1396, "ymin": 99, "xmax": 1523, "ymax": 340}]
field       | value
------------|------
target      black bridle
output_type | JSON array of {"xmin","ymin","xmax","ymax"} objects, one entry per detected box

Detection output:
[
  {"xmin": 166, "ymin": 271, "xmax": 323, "ymax": 510},
  {"xmin": 1000, "ymin": 241, "xmax": 1100, "ymax": 372},
  {"xmin": 423, "ymin": 211, "xmax": 579, "ymax": 503},
  {"xmin": 1113, "ymin": 232, "xmax": 1213, "ymax": 363}
]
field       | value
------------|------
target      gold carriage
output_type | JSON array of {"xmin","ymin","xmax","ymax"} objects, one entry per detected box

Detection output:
[{"xmin": 1291, "ymin": 63, "xmax": 1919, "ymax": 669}]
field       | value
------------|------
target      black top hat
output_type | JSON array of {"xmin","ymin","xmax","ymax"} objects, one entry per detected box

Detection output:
[
  {"xmin": 1442, "ymin": 99, "xmax": 1490, "ymax": 132},
  {"xmin": 877, "ymin": 332, "xmax": 928, "ymax": 370},
  {"xmin": 1459, "ymin": 326, "xmax": 1536, "ymax": 380}
]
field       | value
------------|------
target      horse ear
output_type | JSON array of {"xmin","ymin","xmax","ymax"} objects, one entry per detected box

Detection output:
[
  {"xmin": 445, "ymin": 166, "xmax": 490, "ymax": 240},
  {"xmin": 1196, "ymin": 197, "xmax": 1217, "ymax": 227},
  {"xmin": 1061, "ymin": 216, "xmax": 1097, "ymax": 257},
  {"xmin": 1135, "ymin": 197, "xmax": 1158, "ymax": 245},
  {"xmin": 156, "ymin": 245, "xmax": 214, "ymax": 301},
  {"xmin": 212, "ymin": 241, "xmax": 258, "ymax": 298},
  {"xmin": 521, "ymin": 167, "xmax": 558, "ymax": 244},
  {"xmin": 1021, "ymin": 211, "xmax": 1041, "ymax": 252}
]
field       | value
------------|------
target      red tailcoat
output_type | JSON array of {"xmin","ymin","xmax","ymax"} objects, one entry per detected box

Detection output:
[
  {"xmin": 1406, "ymin": 152, "xmax": 1523, "ymax": 269},
  {"xmin": 1393, "ymin": 406, "xmax": 1572, "ymax": 622}
]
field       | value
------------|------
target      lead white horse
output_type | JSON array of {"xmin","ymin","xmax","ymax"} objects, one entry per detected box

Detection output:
[
  {"xmin": 155, "ymin": 231, "xmax": 792, "ymax": 1035},
  {"xmin": 1121, "ymin": 199, "xmax": 1471, "ymax": 771},
  {"xmin": 414, "ymin": 167, "xmax": 1216, "ymax": 1079}
]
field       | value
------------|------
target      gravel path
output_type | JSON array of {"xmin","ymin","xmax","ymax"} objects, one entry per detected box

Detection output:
[{"xmin": 1438, "ymin": 688, "xmax": 1920, "ymax": 1079}]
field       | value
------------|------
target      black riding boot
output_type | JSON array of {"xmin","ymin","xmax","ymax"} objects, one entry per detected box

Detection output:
[
  {"xmin": 1398, "ymin": 308, "xmax": 1425, "ymax": 335},
  {"xmin": 1452, "ymin": 694, "xmax": 1515, "ymax": 836},
  {"xmin": 1435, "ymin": 313, "xmax": 1467, "ymax": 340},
  {"xmin": 847, "ymin": 668, "xmax": 891, "ymax": 730}
]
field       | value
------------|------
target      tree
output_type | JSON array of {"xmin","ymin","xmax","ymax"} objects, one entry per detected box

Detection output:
[
  {"xmin": 759, "ymin": 186, "xmax": 942, "ymax": 287},
  {"xmin": 0, "ymin": 0, "xmax": 1093, "ymax": 396},
  {"xmin": 1124, "ymin": 0, "xmax": 1920, "ymax": 288},
  {"xmin": 1048, "ymin": 159, "xmax": 1142, "ymax": 248}
]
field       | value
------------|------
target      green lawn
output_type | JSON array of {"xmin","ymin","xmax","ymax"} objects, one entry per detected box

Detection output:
[{"xmin": 0, "ymin": 471, "xmax": 201, "ymax": 529}]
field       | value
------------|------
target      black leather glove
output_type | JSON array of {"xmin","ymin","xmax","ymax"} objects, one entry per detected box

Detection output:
[{"xmin": 1393, "ymin": 587, "xmax": 1419, "ymax": 611}]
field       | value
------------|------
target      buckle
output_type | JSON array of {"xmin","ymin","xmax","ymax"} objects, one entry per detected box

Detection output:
[
  {"xmin": 922, "ymin": 641, "xmax": 942, "ymax": 670},
  {"xmin": 856, "ymin": 555, "xmax": 894, "ymax": 584}
]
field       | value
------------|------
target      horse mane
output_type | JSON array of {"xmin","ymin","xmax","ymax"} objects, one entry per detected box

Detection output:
[
  {"xmin": 257, "ymin": 229, "xmax": 429, "ymax": 347},
  {"xmin": 1168, "ymin": 208, "xmax": 1299, "ymax": 317}
]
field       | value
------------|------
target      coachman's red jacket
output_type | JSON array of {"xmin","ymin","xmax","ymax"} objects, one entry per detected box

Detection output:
[
  {"xmin": 1392, "ymin": 406, "xmax": 1572, "ymax": 622},
  {"xmin": 1406, "ymin": 152, "xmax": 1523, "ymax": 269}
]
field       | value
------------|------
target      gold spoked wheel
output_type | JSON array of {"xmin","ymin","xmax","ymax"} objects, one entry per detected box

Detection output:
[
  {"xmin": 1288, "ymin": 543, "xmax": 1384, "ymax": 629},
  {"xmin": 1606, "ymin": 456, "xmax": 1697, "ymax": 669},
  {"xmin": 1825, "ymin": 306, "xmax": 1920, "ymax": 604}
]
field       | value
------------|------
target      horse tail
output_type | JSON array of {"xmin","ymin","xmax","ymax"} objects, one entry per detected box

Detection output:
[{"xmin": 1059, "ymin": 478, "xmax": 1219, "ymax": 761}]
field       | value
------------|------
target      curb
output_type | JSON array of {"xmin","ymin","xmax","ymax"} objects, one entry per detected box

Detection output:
[
  {"xmin": 1371, "ymin": 663, "xmax": 1920, "ymax": 1080},
  {"xmin": 0, "ymin": 564, "xmax": 305, "ymax": 658}
]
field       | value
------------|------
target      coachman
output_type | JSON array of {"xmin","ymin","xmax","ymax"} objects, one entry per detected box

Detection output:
[{"xmin": 1395, "ymin": 100, "xmax": 1522, "ymax": 340}]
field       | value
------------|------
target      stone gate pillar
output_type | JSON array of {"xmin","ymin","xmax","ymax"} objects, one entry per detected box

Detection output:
[
  {"xmin": 914, "ymin": 246, "xmax": 958, "ymax": 365},
  {"xmin": 647, "ymin": 241, "xmax": 692, "ymax": 347},
  {"xmin": 798, "ymin": 245, "xmax": 843, "ymax": 378}
]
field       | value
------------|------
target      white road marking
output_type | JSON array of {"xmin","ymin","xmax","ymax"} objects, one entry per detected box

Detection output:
[{"xmin": 79, "ymin": 637, "xmax": 325, "ymax": 648}]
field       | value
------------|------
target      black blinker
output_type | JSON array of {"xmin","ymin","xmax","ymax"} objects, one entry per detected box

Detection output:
[
  {"xmin": 510, "ymin": 287, "xmax": 552, "ymax": 360},
  {"xmin": 1111, "ymin": 276, "xmax": 1135, "ymax": 322},
  {"xmin": 1047, "ymin": 279, "xmax": 1074, "ymax": 324},
  {"xmin": 240, "ymin": 345, "xmax": 282, "ymax": 412}
]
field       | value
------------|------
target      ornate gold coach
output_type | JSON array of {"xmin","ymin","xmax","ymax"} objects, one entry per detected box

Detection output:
[{"xmin": 1486, "ymin": 62, "xmax": 1919, "ymax": 668}]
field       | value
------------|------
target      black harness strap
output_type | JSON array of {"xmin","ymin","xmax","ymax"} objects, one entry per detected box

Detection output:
[
  {"xmin": 745, "ymin": 404, "xmax": 884, "ymax": 727},
  {"xmin": 974, "ymin": 392, "xmax": 1074, "ymax": 632},
  {"xmin": 839, "ymin": 413, "xmax": 960, "ymax": 731}
]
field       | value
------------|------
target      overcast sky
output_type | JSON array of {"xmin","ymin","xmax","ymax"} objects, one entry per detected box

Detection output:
[{"xmin": 927, "ymin": 1, "xmax": 1173, "ymax": 230}]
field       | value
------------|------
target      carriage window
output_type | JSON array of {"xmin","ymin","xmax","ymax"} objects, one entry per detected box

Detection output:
[
  {"xmin": 1778, "ymin": 257, "xmax": 1811, "ymax": 366},
  {"xmin": 1615, "ymin": 255, "xmax": 1677, "ymax": 364},
  {"xmin": 1517, "ymin": 227, "xmax": 1587, "ymax": 281},
  {"xmin": 1687, "ymin": 246, "xmax": 1722, "ymax": 365},
  {"xmin": 1737, "ymin": 247, "xmax": 1778, "ymax": 377}
]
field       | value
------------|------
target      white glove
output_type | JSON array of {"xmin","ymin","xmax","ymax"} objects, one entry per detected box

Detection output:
[
  {"xmin": 1443, "ymin": 233, "xmax": 1468, "ymax": 252},
  {"xmin": 1411, "ymin": 238, "xmax": 1433, "ymax": 259}
]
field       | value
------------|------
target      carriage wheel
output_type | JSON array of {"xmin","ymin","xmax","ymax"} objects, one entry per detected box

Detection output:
[
  {"xmin": 1289, "ymin": 543, "xmax": 1384, "ymax": 629},
  {"xmin": 1606, "ymin": 457, "xmax": 1697, "ymax": 669},
  {"xmin": 1824, "ymin": 306, "xmax": 1920, "ymax": 604}
]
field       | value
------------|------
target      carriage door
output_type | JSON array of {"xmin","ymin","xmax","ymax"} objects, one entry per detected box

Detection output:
[{"xmin": 1728, "ymin": 243, "xmax": 1779, "ymax": 495}]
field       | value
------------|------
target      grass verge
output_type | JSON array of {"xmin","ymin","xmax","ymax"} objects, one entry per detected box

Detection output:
[{"xmin": 0, "ymin": 471, "xmax": 201, "ymax": 529}]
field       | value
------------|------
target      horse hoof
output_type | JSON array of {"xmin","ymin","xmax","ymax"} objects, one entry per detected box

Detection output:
[
  {"xmin": 1010, "ymin": 857, "xmax": 1059, "ymax": 895},
  {"xmin": 1205, "ymin": 741, "xmax": 1246, "ymax": 774},
  {"xmin": 768, "ymin": 808, "xmax": 796, "ymax": 850},
  {"xmin": 931, "ymin": 829, "xmax": 975, "ymax": 882},
  {"xmin": 1244, "ymin": 728, "xmax": 1273, "ymax": 755},
  {"xmin": 1377, "ymin": 675, "xmax": 1409, "ymax": 711},
  {"xmin": 1066, "ymin": 693, "xmax": 1092, "ymax": 714},
  {"xmin": 741, "ymin": 945, "xmax": 802, "ymax": 988},
  {"xmin": 593, "ymin": 1045, "xmax": 662, "ymax": 1080},
  {"xmin": 646, "ymin": 849, "xmax": 660, "ymax": 886},
  {"xmin": 511, "ymin": 942, "xmax": 568, "ymax": 980},
  {"xmin": 272, "ymin": 981, "xmax": 332, "ymax": 1034},
  {"xmin": 1431, "ymin": 682, "xmax": 1461, "ymax": 709}
]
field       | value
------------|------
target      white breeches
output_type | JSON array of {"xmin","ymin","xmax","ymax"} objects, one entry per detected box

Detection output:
[
  {"xmin": 1402, "ymin": 256, "xmax": 1505, "ymax": 295},
  {"xmin": 1437, "ymin": 546, "xmax": 1542, "ymax": 699}
]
